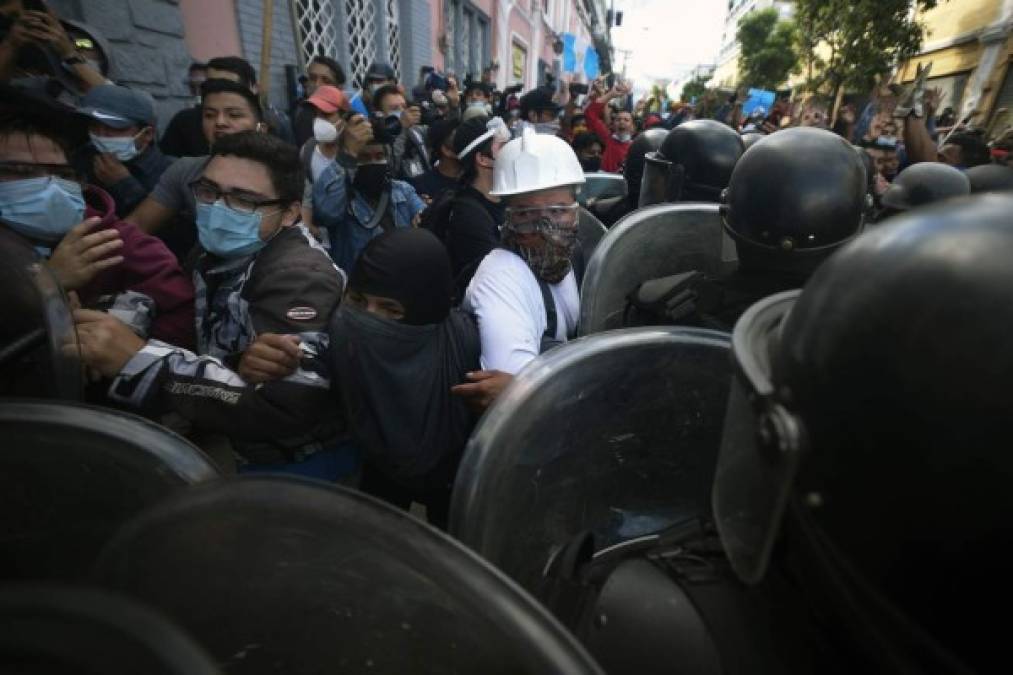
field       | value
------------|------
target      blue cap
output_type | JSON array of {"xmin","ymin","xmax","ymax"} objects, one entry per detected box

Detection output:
[{"xmin": 77, "ymin": 85, "xmax": 156, "ymax": 129}]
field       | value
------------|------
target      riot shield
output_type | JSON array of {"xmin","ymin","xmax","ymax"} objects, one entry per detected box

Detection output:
[
  {"xmin": 0, "ymin": 227, "xmax": 82, "ymax": 400},
  {"xmin": 449, "ymin": 327, "xmax": 732, "ymax": 597},
  {"xmin": 577, "ymin": 206, "xmax": 608, "ymax": 258},
  {"xmin": 578, "ymin": 203, "xmax": 738, "ymax": 335},
  {"xmin": 0, "ymin": 400, "xmax": 219, "ymax": 580},
  {"xmin": 95, "ymin": 477, "xmax": 604, "ymax": 675},
  {"xmin": 0, "ymin": 586, "xmax": 220, "ymax": 675},
  {"xmin": 578, "ymin": 172, "xmax": 628, "ymax": 206}
]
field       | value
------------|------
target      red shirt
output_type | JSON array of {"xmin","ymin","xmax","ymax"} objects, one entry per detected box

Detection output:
[
  {"xmin": 80, "ymin": 186, "xmax": 196, "ymax": 349},
  {"xmin": 585, "ymin": 100, "xmax": 633, "ymax": 173}
]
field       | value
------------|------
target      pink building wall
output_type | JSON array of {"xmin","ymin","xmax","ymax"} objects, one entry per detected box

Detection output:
[{"xmin": 179, "ymin": 0, "xmax": 242, "ymax": 61}]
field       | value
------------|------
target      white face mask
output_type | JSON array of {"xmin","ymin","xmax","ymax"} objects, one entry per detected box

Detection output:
[
  {"xmin": 614, "ymin": 132, "xmax": 632, "ymax": 143},
  {"xmin": 313, "ymin": 117, "xmax": 339, "ymax": 143}
]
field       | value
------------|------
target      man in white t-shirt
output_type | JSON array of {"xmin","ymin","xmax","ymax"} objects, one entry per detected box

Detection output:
[{"xmin": 454, "ymin": 125, "xmax": 586, "ymax": 410}]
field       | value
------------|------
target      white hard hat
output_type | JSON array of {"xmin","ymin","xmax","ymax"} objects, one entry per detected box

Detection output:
[{"xmin": 490, "ymin": 125, "xmax": 586, "ymax": 197}]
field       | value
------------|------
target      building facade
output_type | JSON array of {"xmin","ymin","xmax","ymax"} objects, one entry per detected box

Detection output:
[
  {"xmin": 711, "ymin": 0, "xmax": 794, "ymax": 89},
  {"xmin": 897, "ymin": 0, "xmax": 1013, "ymax": 135},
  {"xmin": 45, "ymin": 0, "xmax": 611, "ymax": 128}
]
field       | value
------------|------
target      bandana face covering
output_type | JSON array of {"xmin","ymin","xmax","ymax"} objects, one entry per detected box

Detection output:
[{"xmin": 502, "ymin": 204, "xmax": 579, "ymax": 284}]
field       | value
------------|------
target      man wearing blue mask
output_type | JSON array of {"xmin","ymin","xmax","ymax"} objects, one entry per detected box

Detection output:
[
  {"xmin": 78, "ymin": 84, "xmax": 175, "ymax": 219},
  {"xmin": 74, "ymin": 130, "xmax": 347, "ymax": 475},
  {"xmin": 0, "ymin": 95, "xmax": 194, "ymax": 349}
]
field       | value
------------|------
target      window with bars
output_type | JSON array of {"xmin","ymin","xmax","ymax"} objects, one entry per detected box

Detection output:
[
  {"xmin": 443, "ymin": 2, "xmax": 489, "ymax": 77},
  {"xmin": 293, "ymin": 0, "xmax": 340, "ymax": 67},
  {"xmin": 345, "ymin": 0, "xmax": 378, "ymax": 88},
  {"xmin": 385, "ymin": 0, "xmax": 401, "ymax": 82}
]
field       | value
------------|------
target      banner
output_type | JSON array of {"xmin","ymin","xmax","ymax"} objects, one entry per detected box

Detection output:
[{"xmin": 742, "ymin": 88, "xmax": 776, "ymax": 116}]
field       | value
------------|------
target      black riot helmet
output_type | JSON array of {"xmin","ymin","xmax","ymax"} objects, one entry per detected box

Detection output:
[
  {"xmin": 880, "ymin": 161, "xmax": 970, "ymax": 212},
  {"xmin": 721, "ymin": 127, "xmax": 866, "ymax": 279},
  {"xmin": 622, "ymin": 128, "xmax": 666, "ymax": 207},
  {"xmin": 965, "ymin": 163, "xmax": 1013, "ymax": 194},
  {"xmin": 715, "ymin": 194, "xmax": 1013, "ymax": 673},
  {"xmin": 646, "ymin": 120, "xmax": 743, "ymax": 204}
]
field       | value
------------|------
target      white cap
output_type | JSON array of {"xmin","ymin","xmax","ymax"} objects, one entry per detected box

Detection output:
[{"xmin": 490, "ymin": 125, "xmax": 586, "ymax": 197}]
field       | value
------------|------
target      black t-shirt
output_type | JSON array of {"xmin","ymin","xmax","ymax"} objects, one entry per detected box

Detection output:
[
  {"xmin": 410, "ymin": 168, "xmax": 460, "ymax": 202},
  {"xmin": 446, "ymin": 187, "xmax": 505, "ymax": 290},
  {"xmin": 159, "ymin": 106, "xmax": 210, "ymax": 158}
]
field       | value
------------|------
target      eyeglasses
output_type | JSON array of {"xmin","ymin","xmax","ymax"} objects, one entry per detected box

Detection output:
[
  {"xmin": 0, "ymin": 161, "xmax": 80, "ymax": 183},
  {"xmin": 189, "ymin": 179, "xmax": 285, "ymax": 214}
]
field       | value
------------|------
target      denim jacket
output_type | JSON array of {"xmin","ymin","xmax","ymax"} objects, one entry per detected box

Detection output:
[{"xmin": 312, "ymin": 155, "xmax": 427, "ymax": 273}]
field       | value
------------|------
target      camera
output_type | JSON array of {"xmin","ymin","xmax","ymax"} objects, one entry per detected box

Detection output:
[
  {"xmin": 370, "ymin": 111, "xmax": 402, "ymax": 144},
  {"xmin": 569, "ymin": 83, "xmax": 589, "ymax": 96}
]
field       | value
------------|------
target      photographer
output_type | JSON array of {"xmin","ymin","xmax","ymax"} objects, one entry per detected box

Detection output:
[
  {"xmin": 312, "ymin": 112, "xmax": 426, "ymax": 274},
  {"xmin": 372, "ymin": 84, "xmax": 431, "ymax": 181},
  {"xmin": 1, "ymin": 1, "xmax": 106, "ymax": 95}
]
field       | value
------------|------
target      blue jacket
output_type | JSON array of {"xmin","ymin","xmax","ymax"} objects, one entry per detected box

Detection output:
[{"xmin": 312, "ymin": 156, "xmax": 427, "ymax": 273}]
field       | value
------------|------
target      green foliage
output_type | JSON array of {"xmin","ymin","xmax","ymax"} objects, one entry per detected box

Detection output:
[
  {"xmin": 736, "ymin": 8, "xmax": 798, "ymax": 90},
  {"xmin": 681, "ymin": 74, "xmax": 709, "ymax": 102},
  {"xmin": 793, "ymin": 0, "xmax": 942, "ymax": 96}
]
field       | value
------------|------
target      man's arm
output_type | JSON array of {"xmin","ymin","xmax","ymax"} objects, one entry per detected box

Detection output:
[
  {"xmin": 109, "ymin": 221, "xmax": 195, "ymax": 348},
  {"xmin": 903, "ymin": 87, "xmax": 945, "ymax": 164},
  {"xmin": 584, "ymin": 98, "xmax": 611, "ymax": 145},
  {"xmin": 126, "ymin": 196, "xmax": 176, "ymax": 235}
]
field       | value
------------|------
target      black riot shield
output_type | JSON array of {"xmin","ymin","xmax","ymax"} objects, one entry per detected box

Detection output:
[
  {"xmin": 95, "ymin": 477, "xmax": 604, "ymax": 675},
  {"xmin": 0, "ymin": 401, "xmax": 219, "ymax": 581},
  {"xmin": 578, "ymin": 203, "xmax": 738, "ymax": 335},
  {"xmin": 449, "ymin": 327, "xmax": 732, "ymax": 597},
  {"xmin": 0, "ymin": 586, "xmax": 220, "ymax": 675},
  {"xmin": 578, "ymin": 172, "xmax": 628, "ymax": 206},
  {"xmin": 0, "ymin": 227, "xmax": 82, "ymax": 400}
]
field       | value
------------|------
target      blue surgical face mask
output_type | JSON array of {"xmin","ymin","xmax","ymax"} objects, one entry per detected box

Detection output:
[
  {"xmin": 91, "ymin": 131, "xmax": 142, "ymax": 162},
  {"xmin": 196, "ymin": 200, "xmax": 270, "ymax": 258},
  {"xmin": 0, "ymin": 176, "xmax": 86, "ymax": 244}
]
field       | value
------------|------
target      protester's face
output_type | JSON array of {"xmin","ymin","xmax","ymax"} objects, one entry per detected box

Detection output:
[
  {"xmin": 615, "ymin": 112, "xmax": 634, "ymax": 134},
  {"xmin": 800, "ymin": 106, "xmax": 828, "ymax": 128},
  {"xmin": 201, "ymin": 155, "xmax": 295, "ymax": 239},
  {"xmin": 187, "ymin": 67, "xmax": 208, "ymax": 96},
  {"xmin": 577, "ymin": 142, "xmax": 602, "ymax": 162},
  {"xmin": 379, "ymin": 93, "xmax": 406, "ymax": 115},
  {"xmin": 202, "ymin": 92, "xmax": 260, "ymax": 143},
  {"xmin": 507, "ymin": 186, "xmax": 578, "ymax": 250},
  {"xmin": 466, "ymin": 91, "xmax": 488, "ymax": 105},
  {"xmin": 315, "ymin": 108, "xmax": 344, "ymax": 125},
  {"xmin": 866, "ymin": 148, "xmax": 897, "ymax": 178},
  {"xmin": 536, "ymin": 109, "xmax": 556, "ymax": 123},
  {"xmin": 356, "ymin": 143, "xmax": 387, "ymax": 166},
  {"xmin": 89, "ymin": 122, "xmax": 153, "ymax": 152},
  {"xmin": 345, "ymin": 289, "xmax": 405, "ymax": 321},
  {"xmin": 306, "ymin": 62, "xmax": 339, "ymax": 95},
  {"xmin": 938, "ymin": 143, "xmax": 964, "ymax": 167},
  {"xmin": 571, "ymin": 117, "xmax": 587, "ymax": 135},
  {"xmin": 0, "ymin": 132, "xmax": 72, "ymax": 182}
]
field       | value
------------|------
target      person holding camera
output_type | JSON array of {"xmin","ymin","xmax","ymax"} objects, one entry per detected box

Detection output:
[
  {"xmin": 372, "ymin": 84, "xmax": 431, "ymax": 181},
  {"xmin": 312, "ymin": 111, "xmax": 426, "ymax": 274}
]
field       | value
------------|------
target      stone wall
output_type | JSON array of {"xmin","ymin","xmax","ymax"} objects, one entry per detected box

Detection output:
[{"xmin": 48, "ymin": 0, "xmax": 194, "ymax": 133}]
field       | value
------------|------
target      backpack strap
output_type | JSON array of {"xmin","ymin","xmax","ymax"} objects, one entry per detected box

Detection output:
[{"xmin": 537, "ymin": 276, "xmax": 562, "ymax": 354}]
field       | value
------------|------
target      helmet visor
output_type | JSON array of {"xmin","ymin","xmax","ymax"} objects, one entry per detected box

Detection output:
[{"xmin": 713, "ymin": 290, "xmax": 803, "ymax": 584}]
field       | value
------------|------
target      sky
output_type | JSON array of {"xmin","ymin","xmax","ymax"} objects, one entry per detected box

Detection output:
[{"xmin": 609, "ymin": 0, "xmax": 729, "ymax": 91}]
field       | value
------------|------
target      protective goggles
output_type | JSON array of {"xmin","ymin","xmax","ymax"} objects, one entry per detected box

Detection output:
[{"xmin": 504, "ymin": 203, "xmax": 579, "ymax": 245}]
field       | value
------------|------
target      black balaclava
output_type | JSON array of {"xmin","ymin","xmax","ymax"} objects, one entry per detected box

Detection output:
[{"xmin": 349, "ymin": 228, "xmax": 453, "ymax": 325}]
